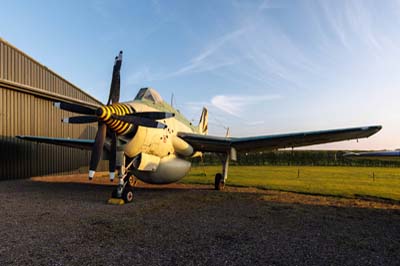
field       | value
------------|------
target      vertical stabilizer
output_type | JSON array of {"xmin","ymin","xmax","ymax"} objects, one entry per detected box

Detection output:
[{"xmin": 198, "ymin": 107, "xmax": 208, "ymax": 135}]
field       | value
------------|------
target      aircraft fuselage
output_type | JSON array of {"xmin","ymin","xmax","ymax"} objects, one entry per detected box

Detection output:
[{"xmin": 120, "ymin": 99, "xmax": 199, "ymax": 184}]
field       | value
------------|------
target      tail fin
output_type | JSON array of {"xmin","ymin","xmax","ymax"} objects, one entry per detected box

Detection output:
[{"xmin": 198, "ymin": 107, "xmax": 208, "ymax": 135}]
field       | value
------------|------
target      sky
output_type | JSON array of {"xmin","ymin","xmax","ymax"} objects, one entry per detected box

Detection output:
[{"xmin": 1, "ymin": 0, "xmax": 400, "ymax": 150}]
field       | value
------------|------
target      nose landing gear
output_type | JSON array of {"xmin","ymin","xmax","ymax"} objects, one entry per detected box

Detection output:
[{"xmin": 109, "ymin": 158, "xmax": 137, "ymax": 204}]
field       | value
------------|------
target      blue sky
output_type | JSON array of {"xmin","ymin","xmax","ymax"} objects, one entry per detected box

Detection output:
[{"xmin": 1, "ymin": 0, "xmax": 400, "ymax": 150}]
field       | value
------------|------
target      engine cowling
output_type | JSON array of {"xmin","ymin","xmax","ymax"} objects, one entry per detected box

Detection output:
[
  {"xmin": 171, "ymin": 135, "xmax": 194, "ymax": 157},
  {"xmin": 133, "ymin": 152, "xmax": 160, "ymax": 172},
  {"xmin": 133, "ymin": 154, "xmax": 191, "ymax": 184}
]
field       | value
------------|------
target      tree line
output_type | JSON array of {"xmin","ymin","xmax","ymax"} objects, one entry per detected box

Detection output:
[{"xmin": 192, "ymin": 150, "xmax": 400, "ymax": 168}]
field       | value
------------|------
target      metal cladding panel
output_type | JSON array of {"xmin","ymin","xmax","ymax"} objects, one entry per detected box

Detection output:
[
  {"xmin": 0, "ymin": 39, "xmax": 106, "ymax": 180},
  {"xmin": 0, "ymin": 39, "xmax": 98, "ymax": 104}
]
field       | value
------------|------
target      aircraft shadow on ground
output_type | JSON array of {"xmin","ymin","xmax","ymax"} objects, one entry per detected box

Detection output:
[{"xmin": 25, "ymin": 179, "xmax": 400, "ymax": 211}]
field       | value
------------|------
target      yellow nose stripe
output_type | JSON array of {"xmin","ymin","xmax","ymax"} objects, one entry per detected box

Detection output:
[{"xmin": 104, "ymin": 106, "xmax": 112, "ymax": 121}]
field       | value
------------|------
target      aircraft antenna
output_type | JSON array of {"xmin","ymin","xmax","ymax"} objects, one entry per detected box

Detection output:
[
  {"xmin": 225, "ymin": 127, "xmax": 230, "ymax": 138},
  {"xmin": 170, "ymin": 93, "xmax": 174, "ymax": 107}
]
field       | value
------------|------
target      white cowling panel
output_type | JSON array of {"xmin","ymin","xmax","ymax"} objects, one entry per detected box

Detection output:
[
  {"xmin": 136, "ymin": 153, "xmax": 160, "ymax": 172},
  {"xmin": 172, "ymin": 136, "xmax": 194, "ymax": 157}
]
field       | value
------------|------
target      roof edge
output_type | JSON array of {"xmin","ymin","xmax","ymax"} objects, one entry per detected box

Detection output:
[{"xmin": 0, "ymin": 37, "xmax": 102, "ymax": 105}]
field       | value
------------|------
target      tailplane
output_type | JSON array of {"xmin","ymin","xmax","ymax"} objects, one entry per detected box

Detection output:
[{"xmin": 198, "ymin": 107, "xmax": 208, "ymax": 135}]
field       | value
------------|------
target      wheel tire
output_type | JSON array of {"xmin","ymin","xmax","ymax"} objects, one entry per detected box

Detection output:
[
  {"xmin": 124, "ymin": 173, "xmax": 136, "ymax": 188},
  {"xmin": 214, "ymin": 173, "xmax": 225, "ymax": 191},
  {"xmin": 128, "ymin": 174, "xmax": 136, "ymax": 187},
  {"xmin": 122, "ymin": 187, "xmax": 134, "ymax": 203}
]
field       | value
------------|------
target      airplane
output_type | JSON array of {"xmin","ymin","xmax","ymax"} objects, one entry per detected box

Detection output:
[
  {"xmin": 17, "ymin": 51, "xmax": 382, "ymax": 204},
  {"xmin": 344, "ymin": 150, "xmax": 400, "ymax": 161}
]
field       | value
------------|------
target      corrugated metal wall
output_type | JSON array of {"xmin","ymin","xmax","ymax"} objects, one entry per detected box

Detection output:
[{"xmin": 0, "ymin": 38, "xmax": 105, "ymax": 179}]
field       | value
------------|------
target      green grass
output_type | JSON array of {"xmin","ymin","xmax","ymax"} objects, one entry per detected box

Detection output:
[{"xmin": 180, "ymin": 166, "xmax": 400, "ymax": 201}]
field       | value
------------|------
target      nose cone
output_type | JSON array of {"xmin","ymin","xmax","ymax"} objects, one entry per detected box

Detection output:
[{"xmin": 96, "ymin": 107, "xmax": 104, "ymax": 117}]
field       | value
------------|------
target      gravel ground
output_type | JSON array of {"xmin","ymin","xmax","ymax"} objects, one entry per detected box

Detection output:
[{"xmin": 0, "ymin": 175, "xmax": 399, "ymax": 266}]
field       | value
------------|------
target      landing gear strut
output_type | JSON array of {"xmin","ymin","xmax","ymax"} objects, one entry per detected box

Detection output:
[
  {"xmin": 111, "ymin": 172, "xmax": 136, "ymax": 203},
  {"xmin": 214, "ymin": 173, "xmax": 224, "ymax": 190},
  {"xmin": 110, "ymin": 157, "xmax": 136, "ymax": 204},
  {"xmin": 215, "ymin": 152, "xmax": 230, "ymax": 191}
]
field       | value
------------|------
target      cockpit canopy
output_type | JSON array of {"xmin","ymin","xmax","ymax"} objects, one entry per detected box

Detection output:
[{"xmin": 134, "ymin": 87, "xmax": 163, "ymax": 103}]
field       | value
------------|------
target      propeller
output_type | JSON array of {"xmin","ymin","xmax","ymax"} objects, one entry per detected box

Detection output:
[
  {"xmin": 54, "ymin": 102, "xmax": 96, "ymax": 115},
  {"xmin": 62, "ymin": 116, "xmax": 98, "ymax": 124},
  {"xmin": 112, "ymin": 114, "xmax": 167, "ymax": 129},
  {"xmin": 92, "ymin": 51, "xmax": 123, "ymax": 181},
  {"xmin": 55, "ymin": 51, "xmax": 174, "ymax": 181},
  {"xmin": 107, "ymin": 51, "xmax": 122, "ymax": 105},
  {"xmin": 88, "ymin": 123, "xmax": 107, "ymax": 179},
  {"xmin": 128, "ymin": 112, "xmax": 175, "ymax": 120},
  {"xmin": 109, "ymin": 132, "xmax": 117, "ymax": 181}
]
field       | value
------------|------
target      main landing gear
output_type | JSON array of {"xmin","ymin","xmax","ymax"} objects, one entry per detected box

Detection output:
[{"xmin": 214, "ymin": 152, "xmax": 230, "ymax": 191}]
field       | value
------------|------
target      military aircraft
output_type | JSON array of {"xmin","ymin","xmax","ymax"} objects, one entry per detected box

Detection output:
[
  {"xmin": 17, "ymin": 51, "xmax": 382, "ymax": 203},
  {"xmin": 344, "ymin": 150, "xmax": 400, "ymax": 161}
]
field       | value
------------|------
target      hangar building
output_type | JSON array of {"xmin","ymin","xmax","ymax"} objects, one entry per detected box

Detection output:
[{"xmin": 0, "ymin": 38, "xmax": 104, "ymax": 180}]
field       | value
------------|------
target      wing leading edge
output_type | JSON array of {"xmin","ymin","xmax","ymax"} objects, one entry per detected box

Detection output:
[{"xmin": 178, "ymin": 125, "xmax": 382, "ymax": 153}]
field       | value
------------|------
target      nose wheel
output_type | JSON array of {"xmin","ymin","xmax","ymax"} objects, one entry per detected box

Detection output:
[
  {"xmin": 110, "ymin": 171, "xmax": 136, "ymax": 204},
  {"xmin": 122, "ymin": 186, "xmax": 134, "ymax": 203}
]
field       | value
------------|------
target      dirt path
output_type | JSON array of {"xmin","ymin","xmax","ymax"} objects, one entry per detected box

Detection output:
[{"xmin": 1, "ymin": 175, "xmax": 399, "ymax": 265}]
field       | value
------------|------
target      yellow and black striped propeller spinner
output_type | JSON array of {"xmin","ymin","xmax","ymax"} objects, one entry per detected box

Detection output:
[
  {"xmin": 97, "ymin": 103, "xmax": 135, "ymax": 135},
  {"xmin": 54, "ymin": 51, "xmax": 173, "ymax": 180}
]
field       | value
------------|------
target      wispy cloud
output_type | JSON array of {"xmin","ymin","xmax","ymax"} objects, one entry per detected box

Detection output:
[
  {"xmin": 317, "ymin": 1, "xmax": 393, "ymax": 62},
  {"xmin": 126, "ymin": 27, "xmax": 247, "ymax": 85},
  {"xmin": 163, "ymin": 27, "xmax": 248, "ymax": 78},
  {"xmin": 126, "ymin": 67, "xmax": 152, "ymax": 85},
  {"xmin": 211, "ymin": 94, "xmax": 281, "ymax": 116},
  {"xmin": 126, "ymin": 2, "xmax": 316, "ymax": 89}
]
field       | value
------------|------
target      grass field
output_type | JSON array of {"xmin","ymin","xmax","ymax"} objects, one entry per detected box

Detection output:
[{"xmin": 180, "ymin": 166, "xmax": 400, "ymax": 201}]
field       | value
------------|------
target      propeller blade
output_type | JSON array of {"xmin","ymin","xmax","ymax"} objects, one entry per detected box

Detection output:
[
  {"xmin": 112, "ymin": 114, "xmax": 166, "ymax": 129},
  {"xmin": 128, "ymin": 112, "xmax": 175, "ymax": 120},
  {"xmin": 107, "ymin": 51, "xmax": 123, "ymax": 105},
  {"xmin": 62, "ymin": 116, "xmax": 98, "ymax": 124},
  {"xmin": 54, "ymin": 102, "xmax": 96, "ymax": 115},
  {"xmin": 88, "ymin": 123, "xmax": 107, "ymax": 180},
  {"xmin": 109, "ymin": 132, "xmax": 117, "ymax": 182}
]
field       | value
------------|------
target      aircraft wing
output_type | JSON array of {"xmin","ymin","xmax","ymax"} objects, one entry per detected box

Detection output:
[
  {"xmin": 178, "ymin": 125, "xmax": 382, "ymax": 153},
  {"xmin": 343, "ymin": 151, "xmax": 400, "ymax": 161},
  {"xmin": 16, "ymin": 136, "xmax": 95, "ymax": 150}
]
